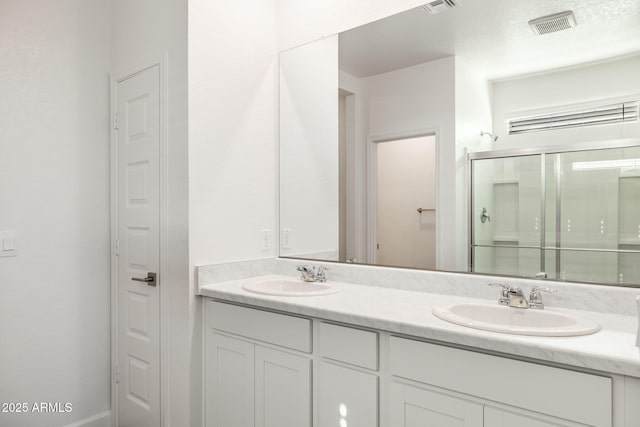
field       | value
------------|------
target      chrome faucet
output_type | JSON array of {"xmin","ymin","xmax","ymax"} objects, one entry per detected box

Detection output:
[
  {"xmin": 315, "ymin": 266, "xmax": 328, "ymax": 283},
  {"xmin": 507, "ymin": 286, "xmax": 529, "ymax": 308},
  {"xmin": 488, "ymin": 283, "xmax": 510, "ymax": 306},
  {"xmin": 488, "ymin": 283, "xmax": 557, "ymax": 309},
  {"xmin": 528, "ymin": 286, "xmax": 557, "ymax": 309},
  {"xmin": 296, "ymin": 265, "xmax": 328, "ymax": 283}
]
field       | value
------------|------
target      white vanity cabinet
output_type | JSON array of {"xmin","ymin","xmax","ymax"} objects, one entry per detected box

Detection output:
[
  {"xmin": 390, "ymin": 381, "xmax": 483, "ymax": 426},
  {"xmin": 205, "ymin": 300, "xmax": 312, "ymax": 427},
  {"xmin": 389, "ymin": 336, "xmax": 613, "ymax": 427},
  {"xmin": 204, "ymin": 297, "xmax": 639, "ymax": 427},
  {"xmin": 317, "ymin": 322, "xmax": 379, "ymax": 427}
]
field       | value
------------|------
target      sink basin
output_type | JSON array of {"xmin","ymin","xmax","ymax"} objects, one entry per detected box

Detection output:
[
  {"xmin": 433, "ymin": 303, "xmax": 600, "ymax": 336},
  {"xmin": 242, "ymin": 279, "xmax": 343, "ymax": 297}
]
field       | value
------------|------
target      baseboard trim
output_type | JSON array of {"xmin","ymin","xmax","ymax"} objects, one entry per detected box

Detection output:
[{"xmin": 64, "ymin": 410, "xmax": 111, "ymax": 427}]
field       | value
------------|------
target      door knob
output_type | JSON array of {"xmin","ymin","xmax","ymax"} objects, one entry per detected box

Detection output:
[{"xmin": 132, "ymin": 272, "xmax": 157, "ymax": 287}]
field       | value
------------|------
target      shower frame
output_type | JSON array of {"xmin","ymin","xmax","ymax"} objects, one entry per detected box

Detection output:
[{"xmin": 467, "ymin": 137, "xmax": 640, "ymax": 281}]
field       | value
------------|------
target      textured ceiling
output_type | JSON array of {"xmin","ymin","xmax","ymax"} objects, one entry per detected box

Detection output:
[{"xmin": 339, "ymin": 0, "xmax": 640, "ymax": 80}]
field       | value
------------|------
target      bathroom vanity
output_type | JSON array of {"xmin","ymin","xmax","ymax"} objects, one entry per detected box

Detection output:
[{"xmin": 200, "ymin": 274, "xmax": 640, "ymax": 427}]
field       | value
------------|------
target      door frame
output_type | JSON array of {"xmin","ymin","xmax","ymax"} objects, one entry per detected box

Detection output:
[
  {"xmin": 366, "ymin": 128, "xmax": 441, "ymax": 266},
  {"xmin": 110, "ymin": 53, "xmax": 169, "ymax": 427}
]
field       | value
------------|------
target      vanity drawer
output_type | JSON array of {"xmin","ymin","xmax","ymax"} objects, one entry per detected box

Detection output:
[
  {"xmin": 318, "ymin": 322, "xmax": 378, "ymax": 370},
  {"xmin": 206, "ymin": 300, "xmax": 312, "ymax": 353},
  {"xmin": 390, "ymin": 336, "xmax": 612, "ymax": 427}
]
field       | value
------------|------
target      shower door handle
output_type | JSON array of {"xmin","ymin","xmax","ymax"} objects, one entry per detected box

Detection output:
[{"xmin": 132, "ymin": 272, "xmax": 157, "ymax": 287}]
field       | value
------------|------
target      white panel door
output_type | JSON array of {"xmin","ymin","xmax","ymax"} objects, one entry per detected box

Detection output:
[
  {"xmin": 376, "ymin": 135, "xmax": 437, "ymax": 269},
  {"xmin": 389, "ymin": 382, "xmax": 483, "ymax": 427},
  {"xmin": 117, "ymin": 65, "xmax": 161, "ymax": 427},
  {"xmin": 255, "ymin": 346, "xmax": 311, "ymax": 427},
  {"xmin": 206, "ymin": 333, "xmax": 255, "ymax": 427},
  {"xmin": 318, "ymin": 361, "xmax": 378, "ymax": 427},
  {"xmin": 484, "ymin": 406, "xmax": 585, "ymax": 427}
]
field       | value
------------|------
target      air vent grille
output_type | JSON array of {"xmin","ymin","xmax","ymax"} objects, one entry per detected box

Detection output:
[
  {"xmin": 508, "ymin": 102, "xmax": 639, "ymax": 135},
  {"xmin": 529, "ymin": 11, "xmax": 577, "ymax": 35},
  {"xmin": 421, "ymin": 0, "xmax": 461, "ymax": 15}
]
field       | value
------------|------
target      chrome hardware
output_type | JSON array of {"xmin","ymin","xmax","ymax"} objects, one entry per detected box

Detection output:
[
  {"xmin": 296, "ymin": 265, "xmax": 328, "ymax": 283},
  {"xmin": 490, "ymin": 283, "xmax": 557, "ymax": 309},
  {"xmin": 480, "ymin": 207, "xmax": 491, "ymax": 223},
  {"xmin": 507, "ymin": 286, "xmax": 529, "ymax": 308},
  {"xmin": 132, "ymin": 272, "xmax": 157, "ymax": 287},
  {"xmin": 346, "ymin": 258, "xmax": 357, "ymax": 263},
  {"xmin": 297, "ymin": 265, "xmax": 316, "ymax": 282},
  {"xmin": 417, "ymin": 208, "xmax": 436, "ymax": 213},
  {"xmin": 528, "ymin": 286, "xmax": 557, "ymax": 309},
  {"xmin": 316, "ymin": 266, "xmax": 328, "ymax": 283},
  {"xmin": 535, "ymin": 272, "xmax": 548, "ymax": 279},
  {"xmin": 488, "ymin": 283, "xmax": 510, "ymax": 306}
]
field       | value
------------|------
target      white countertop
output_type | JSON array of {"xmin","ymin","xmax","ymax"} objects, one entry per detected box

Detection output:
[{"xmin": 199, "ymin": 274, "xmax": 640, "ymax": 378}]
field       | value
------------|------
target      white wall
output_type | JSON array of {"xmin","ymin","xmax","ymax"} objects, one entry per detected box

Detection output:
[
  {"xmin": 492, "ymin": 54, "xmax": 640, "ymax": 147},
  {"xmin": 189, "ymin": 0, "xmax": 278, "ymax": 267},
  {"xmin": 0, "ymin": 1, "xmax": 111, "ymax": 426},
  {"xmin": 188, "ymin": 3, "xmax": 276, "ymax": 424},
  {"xmin": 111, "ymin": 0, "xmax": 190, "ymax": 425},
  {"xmin": 280, "ymin": 36, "xmax": 339, "ymax": 259},
  {"xmin": 454, "ymin": 58, "xmax": 494, "ymax": 270},
  {"xmin": 360, "ymin": 58, "xmax": 457, "ymax": 268}
]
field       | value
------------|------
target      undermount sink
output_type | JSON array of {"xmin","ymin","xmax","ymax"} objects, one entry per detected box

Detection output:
[
  {"xmin": 433, "ymin": 303, "xmax": 600, "ymax": 337},
  {"xmin": 242, "ymin": 278, "xmax": 343, "ymax": 297}
]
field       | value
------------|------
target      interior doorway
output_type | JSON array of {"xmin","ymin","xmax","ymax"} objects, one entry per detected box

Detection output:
[
  {"xmin": 111, "ymin": 62, "xmax": 164, "ymax": 427},
  {"xmin": 375, "ymin": 135, "xmax": 437, "ymax": 269}
]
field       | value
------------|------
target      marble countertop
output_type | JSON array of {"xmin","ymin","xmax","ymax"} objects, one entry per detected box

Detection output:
[{"xmin": 199, "ymin": 274, "xmax": 640, "ymax": 378}]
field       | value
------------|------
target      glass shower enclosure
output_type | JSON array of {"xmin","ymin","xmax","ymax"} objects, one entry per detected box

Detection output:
[{"xmin": 469, "ymin": 139, "xmax": 640, "ymax": 285}]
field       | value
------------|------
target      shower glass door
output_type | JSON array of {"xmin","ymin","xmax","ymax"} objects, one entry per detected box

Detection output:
[
  {"xmin": 470, "ymin": 142, "xmax": 640, "ymax": 285},
  {"xmin": 547, "ymin": 146, "xmax": 640, "ymax": 284},
  {"xmin": 471, "ymin": 154, "xmax": 543, "ymax": 278}
]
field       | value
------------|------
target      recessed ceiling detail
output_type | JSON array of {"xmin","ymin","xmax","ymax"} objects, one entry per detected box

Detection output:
[{"xmin": 529, "ymin": 11, "xmax": 577, "ymax": 35}]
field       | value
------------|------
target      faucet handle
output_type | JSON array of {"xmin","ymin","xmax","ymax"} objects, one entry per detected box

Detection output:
[
  {"xmin": 488, "ymin": 283, "xmax": 511, "ymax": 305},
  {"xmin": 529, "ymin": 286, "xmax": 557, "ymax": 309},
  {"xmin": 530, "ymin": 285, "xmax": 557, "ymax": 295},
  {"xmin": 316, "ymin": 266, "xmax": 328, "ymax": 282}
]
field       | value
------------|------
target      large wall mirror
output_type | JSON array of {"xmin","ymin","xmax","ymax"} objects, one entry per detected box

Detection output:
[{"xmin": 279, "ymin": 0, "xmax": 640, "ymax": 287}]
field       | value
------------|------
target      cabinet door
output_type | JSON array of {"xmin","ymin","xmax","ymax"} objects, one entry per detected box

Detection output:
[
  {"xmin": 318, "ymin": 361, "xmax": 378, "ymax": 427},
  {"xmin": 206, "ymin": 333, "xmax": 255, "ymax": 427},
  {"xmin": 389, "ymin": 382, "xmax": 483, "ymax": 427},
  {"xmin": 485, "ymin": 406, "xmax": 586, "ymax": 427},
  {"xmin": 255, "ymin": 346, "xmax": 311, "ymax": 427}
]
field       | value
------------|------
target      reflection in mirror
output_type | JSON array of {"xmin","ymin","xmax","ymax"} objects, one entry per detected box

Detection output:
[
  {"xmin": 471, "ymin": 144, "xmax": 640, "ymax": 285},
  {"xmin": 279, "ymin": 0, "xmax": 640, "ymax": 286}
]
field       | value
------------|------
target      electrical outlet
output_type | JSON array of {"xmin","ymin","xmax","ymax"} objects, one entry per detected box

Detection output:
[
  {"xmin": 261, "ymin": 229, "xmax": 270, "ymax": 251},
  {"xmin": 281, "ymin": 228, "xmax": 291, "ymax": 249}
]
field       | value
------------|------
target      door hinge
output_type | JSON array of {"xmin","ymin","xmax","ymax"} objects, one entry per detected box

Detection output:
[
  {"xmin": 114, "ymin": 112, "xmax": 119, "ymax": 130},
  {"xmin": 114, "ymin": 239, "xmax": 120, "ymax": 257},
  {"xmin": 115, "ymin": 364, "xmax": 120, "ymax": 384}
]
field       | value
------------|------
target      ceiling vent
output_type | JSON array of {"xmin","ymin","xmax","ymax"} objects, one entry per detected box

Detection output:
[
  {"xmin": 421, "ymin": 0, "xmax": 461, "ymax": 15},
  {"xmin": 508, "ymin": 102, "xmax": 639, "ymax": 135},
  {"xmin": 529, "ymin": 11, "xmax": 577, "ymax": 35}
]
